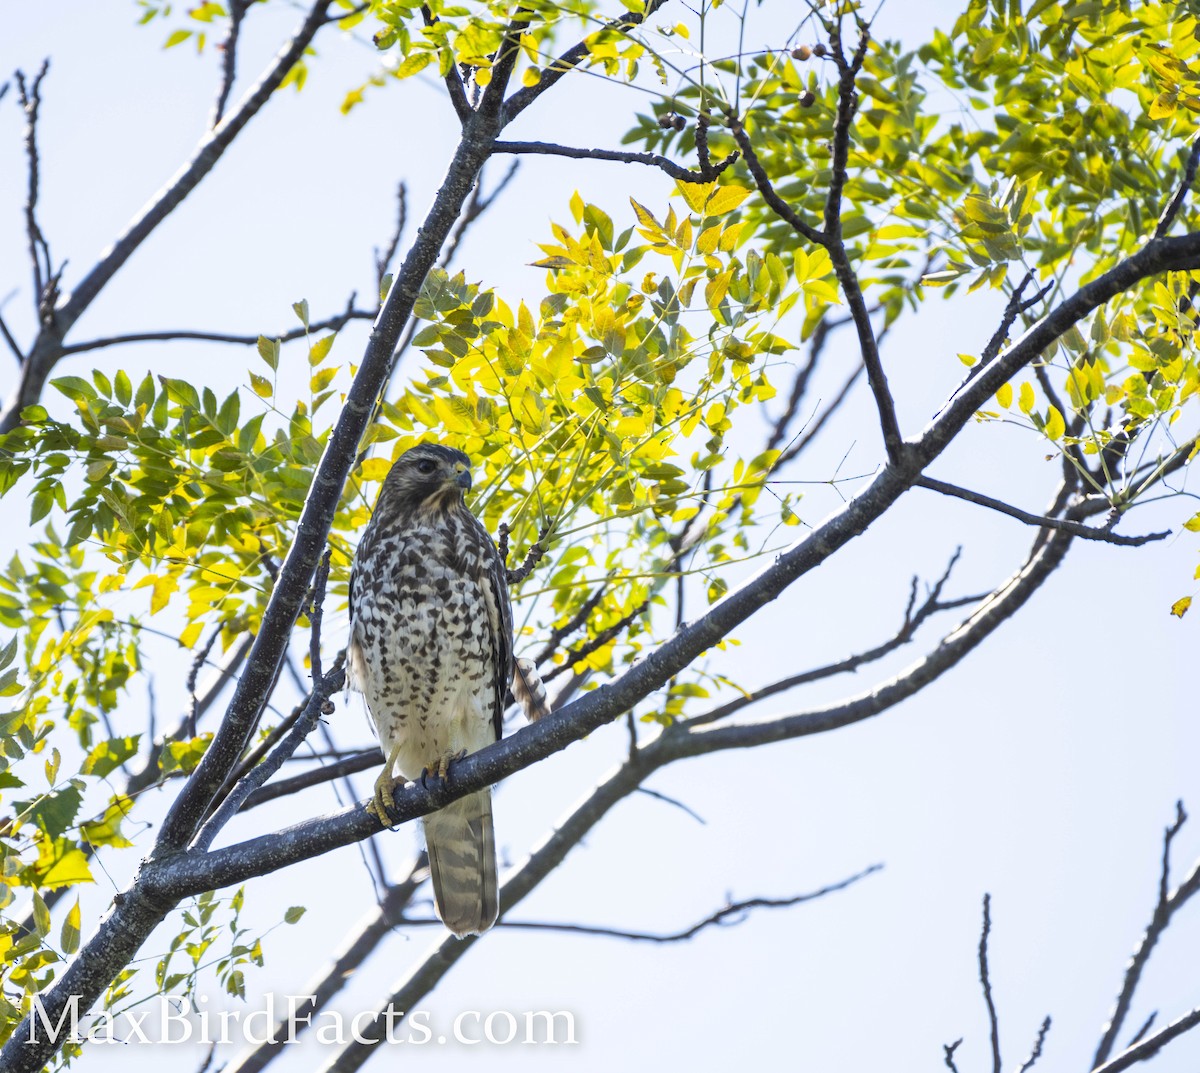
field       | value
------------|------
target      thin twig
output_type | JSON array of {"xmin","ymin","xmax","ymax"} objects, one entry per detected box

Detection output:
[
  {"xmin": 374, "ymin": 182, "xmax": 407, "ymax": 298},
  {"xmin": 211, "ymin": 0, "xmax": 249, "ymax": 127},
  {"xmin": 1155, "ymin": 134, "xmax": 1200, "ymax": 238},
  {"xmin": 439, "ymin": 160, "xmax": 519, "ymax": 268},
  {"xmin": 59, "ymin": 300, "xmax": 372, "ymax": 356},
  {"xmin": 15, "ymin": 62, "xmax": 54, "ymax": 326},
  {"xmin": 491, "ymin": 140, "xmax": 736, "ymax": 184},
  {"xmin": 979, "ymin": 893, "xmax": 1002, "ymax": 1073},
  {"xmin": 943, "ymin": 1040, "xmax": 963, "ymax": 1073},
  {"xmin": 1016, "ymin": 1016, "xmax": 1051, "ymax": 1073},
  {"xmin": 422, "ymin": 4, "xmax": 471, "ymax": 122},
  {"xmin": 239, "ymin": 750, "xmax": 381, "ymax": 810},
  {"xmin": 399, "ymin": 866, "xmax": 882, "ymax": 942},
  {"xmin": 1093, "ymin": 802, "xmax": 1200, "ymax": 1068},
  {"xmin": 915, "ymin": 476, "xmax": 1169, "ymax": 547}
]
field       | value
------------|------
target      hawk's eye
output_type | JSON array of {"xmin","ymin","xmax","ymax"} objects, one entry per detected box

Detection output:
[{"xmin": 415, "ymin": 458, "xmax": 438, "ymax": 476}]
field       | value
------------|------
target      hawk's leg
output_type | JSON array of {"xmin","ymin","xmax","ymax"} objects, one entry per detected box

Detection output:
[
  {"xmin": 420, "ymin": 749, "xmax": 468, "ymax": 789},
  {"xmin": 367, "ymin": 741, "xmax": 405, "ymax": 826}
]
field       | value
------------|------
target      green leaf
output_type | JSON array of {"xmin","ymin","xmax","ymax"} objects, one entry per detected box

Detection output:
[
  {"xmin": 82, "ymin": 735, "xmax": 141, "ymax": 779},
  {"xmin": 257, "ymin": 336, "xmax": 280, "ymax": 371},
  {"xmin": 61, "ymin": 900, "xmax": 81, "ymax": 954},
  {"xmin": 284, "ymin": 906, "xmax": 307, "ymax": 924},
  {"xmin": 32, "ymin": 891, "xmax": 51, "ymax": 937},
  {"xmin": 308, "ymin": 335, "xmax": 335, "ymax": 366}
]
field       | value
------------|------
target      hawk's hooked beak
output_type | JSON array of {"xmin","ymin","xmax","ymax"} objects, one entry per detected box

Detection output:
[{"xmin": 454, "ymin": 464, "xmax": 472, "ymax": 492}]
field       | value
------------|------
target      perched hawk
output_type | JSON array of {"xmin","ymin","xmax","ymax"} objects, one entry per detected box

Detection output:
[{"xmin": 347, "ymin": 443, "xmax": 547, "ymax": 936}]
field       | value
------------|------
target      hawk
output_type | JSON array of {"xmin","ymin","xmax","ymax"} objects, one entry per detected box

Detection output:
[{"xmin": 347, "ymin": 443, "xmax": 547, "ymax": 936}]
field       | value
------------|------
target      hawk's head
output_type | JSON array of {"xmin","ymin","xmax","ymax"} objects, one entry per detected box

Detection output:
[{"xmin": 378, "ymin": 443, "xmax": 473, "ymax": 515}]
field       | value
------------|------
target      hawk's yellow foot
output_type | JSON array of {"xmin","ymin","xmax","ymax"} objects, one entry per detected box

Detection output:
[
  {"xmin": 421, "ymin": 749, "xmax": 467, "ymax": 788},
  {"xmin": 367, "ymin": 742, "xmax": 404, "ymax": 826}
]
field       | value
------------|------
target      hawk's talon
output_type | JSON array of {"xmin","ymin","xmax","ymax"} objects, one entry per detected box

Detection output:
[
  {"xmin": 369, "ymin": 742, "xmax": 405, "ymax": 828},
  {"xmin": 421, "ymin": 749, "xmax": 467, "ymax": 789}
]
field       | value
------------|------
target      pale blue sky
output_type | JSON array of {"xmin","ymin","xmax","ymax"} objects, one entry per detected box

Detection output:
[{"xmin": 2, "ymin": 3, "xmax": 1198, "ymax": 1072}]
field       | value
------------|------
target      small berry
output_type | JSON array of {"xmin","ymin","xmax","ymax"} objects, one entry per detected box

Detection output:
[
  {"xmin": 672, "ymin": 114, "xmax": 686, "ymax": 131},
  {"xmin": 799, "ymin": 90, "xmax": 816, "ymax": 108},
  {"xmin": 657, "ymin": 112, "xmax": 675, "ymax": 129},
  {"xmin": 791, "ymin": 45, "xmax": 812, "ymax": 61},
  {"xmin": 812, "ymin": 42, "xmax": 828, "ymax": 57}
]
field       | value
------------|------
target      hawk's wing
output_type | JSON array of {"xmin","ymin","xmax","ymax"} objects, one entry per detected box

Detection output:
[{"xmin": 475, "ymin": 516, "xmax": 513, "ymax": 743}]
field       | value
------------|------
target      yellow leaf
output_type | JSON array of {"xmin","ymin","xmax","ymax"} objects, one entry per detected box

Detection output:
[
  {"xmin": 521, "ymin": 66, "xmax": 540, "ymax": 87},
  {"xmin": 360, "ymin": 458, "xmax": 391, "ymax": 482},
  {"xmin": 677, "ymin": 180, "xmax": 714, "ymax": 213},
  {"xmin": 706, "ymin": 184, "xmax": 752, "ymax": 215},
  {"xmin": 61, "ymin": 900, "xmax": 81, "ymax": 955},
  {"xmin": 1170, "ymin": 595, "xmax": 1192, "ymax": 618},
  {"xmin": 957, "ymin": 353, "xmax": 976, "ymax": 367},
  {"xmin": 996, "ymin": 383, "xmax": 1013, "ymax": 408},
  {"xmin": 1018, "ymin": 381, "xmax": 1035, "ymax": 414},
  {"xmin": 1044, "ymin": 405, "xmax": 1065, "ymax": 441},
  {"xmin": 475, "ymin": 67, "xmax": 492, "ymax": 86},
  {"xmin": 179, "ymin": 621, "xmax": 203, "ymax": 649},
  {"xmin": 150, "ymin": 576, "xmax": 178, "ymax": 615}
]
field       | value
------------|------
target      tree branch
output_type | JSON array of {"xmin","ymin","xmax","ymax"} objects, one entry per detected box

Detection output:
[
  {"xmin": 58, "ymin": 300, "xmax": 372, "ymax": 357},
  {"xmin": 422, "ymin": 4, "xmax": 471, "ymax": 123},
  {"xmin": 1155, "ymin": 134, "xmax": 1200, "ymax": 239},
  {"xmin": 979, "ymin": 893, "xmax": 1002, "ymax": 1073},
  {"xmin": 1093, "ymin": 802, "xmax": 1200, "ymax": 1068},
  {"xmin": 500, "ymin": 0, "xmax": 670, "ymax": 125},
  {"xmin": 1091, "ymin": 1006, "xmax": 1200, "ymax": 1073},
  {"xmin": 211, "ymin": 0, "xmax": 250, "ymax": 128},
  {"xmin": 491, "ymin": 140, "xmax": 735, "ymax": 184},
  {"xmin": 915, "ymin": 476, "xmax": 1170, "ymax": 547},
  {"xmin": 1016, "ymin": 1016, "xmax": 1051, "ymax": 1073},
  {"xmin": 401, "ymin": 868, "xmax": 882, "ymax": 942},
  {"xmin": 0, "ymin": 0, "xmax": 337, "ymax": 433}
]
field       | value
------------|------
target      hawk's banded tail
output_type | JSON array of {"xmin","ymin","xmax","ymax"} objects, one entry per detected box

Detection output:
[{"xmin": 424, "ymin": 789, "xmax": 498, "ymax": 937}]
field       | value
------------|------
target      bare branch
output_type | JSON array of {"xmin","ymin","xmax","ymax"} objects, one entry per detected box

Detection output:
[
  {"xmin": 1091, "ymin": 1006, "xmax": 1200, "ymax": 1073},
  {"xmin": 0, "ymin": 0, "xmax": 337, "ymax": 433},
  {"xmin": 501, "ymin": 522, "xmax": 552, "ymax": 585},
  {"xmin": 211, "ymin": 0, "xmax": 250, "ymax": 128},
  {"xmin": 685, "ymin": 549, "xmax": 971, "ymax": 728},
  {"xmin": 727, "ymin": 116, "xmax": 824, "ymax": 244},
  {"xmin": 239, "ymin": 749, "xmax": 381, "ymax": 810},
  {"xmin": 634, "ymin": 786, "xmax": 706, "ymax": 825},
  {"xmin": 58, "ymin": 300, "xmax": 372, "ymax": 357},
  {"xmin": 915, "ymin": 476, "xmax": 1170, "ymax": 547},
  {"xmin": 1016, "ymin": 1016, "xmax": 1051, "ymax": 1073},
  {"xmin": 943, "ymin": 1039, "xmax": 963, "ymax": 1073},
  {"xmin": 1093, "ymin": 802, "xmax": 1200, "ymax": 1068},
  {"xmin": 1155, "ymin": 134, "xmax": 1200, "ymax": 238},
  {"xmin": 420, "ymin": 5, "xmax": 471, "ymax": 122},
  {"xmin": 374, "ymin": 182, "xmax": 407, "ymax": 296},
  {"xmin": 15, "ymin": 61, "xmax": 54, "ymax": 327},
  {"xmin": 405, "ymin": 867, "xmax": 882, "ymax": 942},
  {"xmin": 979, "ymin": 893, "xmax": 1002, "ymax": 1073},
  {"xmin": 0, "ymin": 309, "xmax": 23, "ymax": 364},
  {"xmin": 224, "ymin": 856, "xmax": 429, "ymax": 1073},
  {"xmin": 491, "ymin": 139, "xmax": 735, "ymax": 184},
  {"xmin": 439, "ymin": 159, "xmax": 519, "ymax": 268}
]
